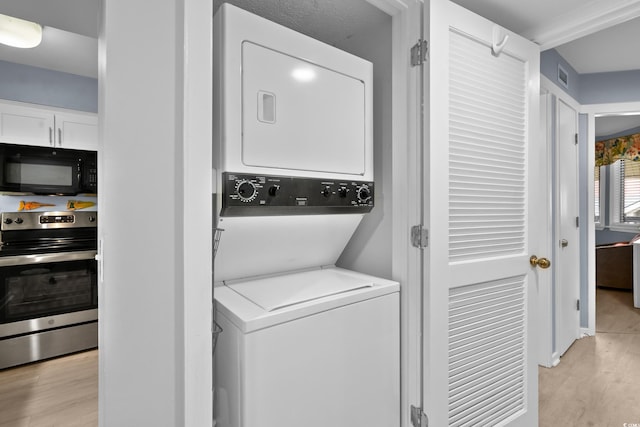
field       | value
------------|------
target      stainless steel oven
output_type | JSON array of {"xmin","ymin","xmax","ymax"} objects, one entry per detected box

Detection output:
[{"xmin": 0, "ymin": 211, "xmax": 97, "ymax": 369}]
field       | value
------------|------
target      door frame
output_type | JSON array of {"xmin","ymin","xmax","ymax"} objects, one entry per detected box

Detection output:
[
  {"xmin": 540, "ymin": 76, "xmax": 583, "ymax": 366},
  {"xmin": 582, "ymin": 100, "xmax": 640, "ymax": 336},
  {"xmin": 365, "ymin": 1, "xmax": 423, "ymax": 426}
]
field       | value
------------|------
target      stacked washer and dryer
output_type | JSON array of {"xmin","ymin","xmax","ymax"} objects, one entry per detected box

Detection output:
[{"xmin": 213, "ymin": 4, "xmax": 400, "ymax": 427}]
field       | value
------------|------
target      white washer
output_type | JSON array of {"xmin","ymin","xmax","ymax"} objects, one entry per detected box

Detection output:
[{"xmin": 215, "ymin": 267, "xmax": 399, "ymax": 427}]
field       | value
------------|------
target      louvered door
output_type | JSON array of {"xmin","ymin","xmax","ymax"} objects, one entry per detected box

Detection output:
[{"xmin": 421, "ymin": 1, "xmax": 541, "ymax": 426}]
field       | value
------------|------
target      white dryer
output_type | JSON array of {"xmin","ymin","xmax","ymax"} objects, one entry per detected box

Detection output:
[{"xmin": 213, "ymin": 4, "xmax": 399, "ymax": 427}]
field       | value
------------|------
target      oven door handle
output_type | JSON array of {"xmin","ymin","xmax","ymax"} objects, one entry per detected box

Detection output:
[{"xmin": 0, "ymin": 250, "xmax": 97, "ymax": 267}]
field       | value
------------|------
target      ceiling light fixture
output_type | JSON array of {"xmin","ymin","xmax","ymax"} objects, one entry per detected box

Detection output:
[{"xmin": 0, "ymin": 13, "xmax": 42, "ymax": 48}]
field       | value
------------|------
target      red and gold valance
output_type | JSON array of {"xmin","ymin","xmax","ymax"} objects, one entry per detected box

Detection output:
[{"xmin": 596, "ymin": 133, "xmax": 640, "ymax": 167}]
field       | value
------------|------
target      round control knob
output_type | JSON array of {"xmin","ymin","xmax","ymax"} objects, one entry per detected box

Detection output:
[
  {"xmin": 356, "ymin": 185, "xmax": 372, "ymax": 203},
  {"xmin": 268, "ymin": 185, "xmax": 280, "ymax": 197},
  {"xmin": 337, "ymin": 187, "xmax": 348, "ymax": 198},
  {"xmin": 14, "ymin": 217, "xmax": 23, "ymax": 224},
  {"xmin": 3, "ymin": 218, "xmax": 12, "ymax": 224},
  {"xmin": 89, "ymin": 216, "xmax": 96, "ymax": 223},
  {"xmin": 322, "ymin": 186, "xmax": 332, "ymax": 198},
  {"xmin": 235, "ymin": 180, "xmax": 257, "ymax": 203}
]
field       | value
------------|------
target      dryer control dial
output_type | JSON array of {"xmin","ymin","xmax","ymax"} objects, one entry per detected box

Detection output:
[{"xmin": 236, "ymin": 180, "xmax": 258, "ymax": 203}]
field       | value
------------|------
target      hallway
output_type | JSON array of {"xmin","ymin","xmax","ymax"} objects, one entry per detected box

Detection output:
[{"xmin": 539, "ymin": 288, "xmax": 640, "ymax": 426}]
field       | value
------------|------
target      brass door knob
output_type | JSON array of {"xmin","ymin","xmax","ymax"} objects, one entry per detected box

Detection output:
[{"xmin": 530, "ymin": 255, "xmax": 551, "ymax": 269}]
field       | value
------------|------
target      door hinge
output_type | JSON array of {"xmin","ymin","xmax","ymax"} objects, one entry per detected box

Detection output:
[
  {"xmin": 411, "ymin": 406, "xmax": 429, "ymax": 427},
  {"xmin": 411, "ymin": 39, "xmax": 428, "ymax": 66},
  {"xmin": 576, "ymin": 299, "xmax": 580, "ymax": 311},
  {"xmin": 576, "ymin": 216, "xmax": 579, "ymax": 228},
  {"xmin": 411, "ymin": 225, "xmax": 428, "ymax": 248},
  {"xmin": 575, "ymin": 133, "xmax": 578, "ymax": 145}
]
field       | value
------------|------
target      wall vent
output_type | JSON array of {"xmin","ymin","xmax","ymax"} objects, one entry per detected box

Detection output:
[{"xmin": 558, "ymin": 64, "xmax": 569, "ymax": 89}]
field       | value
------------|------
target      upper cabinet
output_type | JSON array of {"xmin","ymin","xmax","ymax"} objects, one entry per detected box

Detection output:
[
  {"xmin": 54, "ymin": 112, "xmax": 99, "ymax": 151},
  {"xmin": 0, "ymin": 100, "xmax": 98, "ymax": 151}
]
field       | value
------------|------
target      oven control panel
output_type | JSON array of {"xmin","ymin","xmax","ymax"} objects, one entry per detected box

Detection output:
[
  {"xmin": 1, "ymin": 211, "xmax": 98, "ymax": 230},
  {"xmin": 220, "ymin": 172, "xmax": 374, "ymax": 216}
]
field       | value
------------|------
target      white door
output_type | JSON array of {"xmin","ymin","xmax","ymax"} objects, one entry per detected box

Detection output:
[
  {"xmin": 556, "ymin": 99, "xmax": 580, "ymax": 356},
  {"xmin": 421, "ymin": 1, "xmax": 541, "ymax": 425}
]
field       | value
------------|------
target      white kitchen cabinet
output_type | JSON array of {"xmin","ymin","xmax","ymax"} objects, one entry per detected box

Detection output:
[
  {"xmin": 0, "ymin": 103, "xmax": 55, "ymax": 147},
  {"xmin": 0, "ymin": 100, "xmax": 98, "ymax": 151},
  {"xmin": 53, "ymin": 112, "xmax": 98, "ymax": 151}
]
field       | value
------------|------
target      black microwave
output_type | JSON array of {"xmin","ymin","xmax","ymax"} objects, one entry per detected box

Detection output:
[{"xmin": 0, "ymin": 143, "xmax": 97, "ymax": 195}]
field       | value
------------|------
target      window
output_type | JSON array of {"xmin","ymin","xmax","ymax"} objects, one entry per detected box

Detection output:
[{"xmin": 610, "ymin": 159, "xmax": 640, "ymax": 230}]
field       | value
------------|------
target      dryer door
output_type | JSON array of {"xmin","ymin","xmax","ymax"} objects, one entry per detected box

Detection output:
[{"xmin": 242, "ymin": 41, "xmax": 367, "ymax": 175}]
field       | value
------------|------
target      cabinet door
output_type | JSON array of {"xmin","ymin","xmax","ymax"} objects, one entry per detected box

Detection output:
[
  {"xmin": 55, "ymin": 113, "xmax": 98, "ymax": 151},
  {"xmin": 0, "ymin": 103, "xmax": 55, "ymax": 147}
]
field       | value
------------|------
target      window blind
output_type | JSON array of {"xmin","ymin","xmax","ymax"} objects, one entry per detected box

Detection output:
[{"xmin": 620, "ymin": 160, "xmax": 640, "ymax": 222}]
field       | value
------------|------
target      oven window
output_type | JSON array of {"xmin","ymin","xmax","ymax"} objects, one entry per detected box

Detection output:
[
  {"xmin": 0, "ymin": 260, "xmax": 97, "ymax": 323},
  {"xmin": 6, "ymin": 162, "xmax": 73, "ymax": 186}
]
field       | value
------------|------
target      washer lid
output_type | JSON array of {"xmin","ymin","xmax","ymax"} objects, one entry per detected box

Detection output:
[{"xmin": 228, "ymin": 268, "xmax": 374, "ymax": 312}]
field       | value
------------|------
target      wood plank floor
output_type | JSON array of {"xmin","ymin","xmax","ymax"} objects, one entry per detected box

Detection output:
[
  {"xmin": 0, "ymin": 288, "xmax": 637, "ymax": 426},
  {"xmin": 539, "ymin": 287, "xmax": 640, "ymax": 427},
  {"xmin": 0, "ymin": 350, "xmax": 97, "ymax": 427}
]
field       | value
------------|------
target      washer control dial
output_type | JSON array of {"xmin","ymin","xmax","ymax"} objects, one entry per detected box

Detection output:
[
  {"xmin": 235, "ymin": 180, "xmax": 258, "ymax": 203},
  {"xmin": 356, "ymin": 184, "xmax": 372, "ymax": 203}
]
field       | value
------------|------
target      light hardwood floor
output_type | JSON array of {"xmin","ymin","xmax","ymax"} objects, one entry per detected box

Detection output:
[
  {"xmin": 0, "ymin": 288, "xmax": 637, "ymax": 426},
  {"xmin": 539, "ymin": 287, "xmax": 640, "ymax": 427},
  {"xmin": 0, "ymin": 350, "xmax": 97, "ymax": 427}
]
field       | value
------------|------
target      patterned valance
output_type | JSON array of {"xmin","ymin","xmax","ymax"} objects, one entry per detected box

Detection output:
[{"xmin": 596, "ymin": 133, "xmax": 640, "ymax": 167}]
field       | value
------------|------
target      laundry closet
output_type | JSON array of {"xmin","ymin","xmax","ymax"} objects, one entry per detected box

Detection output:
[{"xmin": 211, "ymin": 1, "xmax": 400, "ymax": 426}]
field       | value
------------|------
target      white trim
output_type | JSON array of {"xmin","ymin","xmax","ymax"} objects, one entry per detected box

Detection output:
[
  {"xmin": 541, "ymin": 75, "xmax": 580, "ymax": 108},
  {"xmin": 539, "ymin": 75, "xmax": 583, "ymax": 367},
  {"xmin": 550, "ymin": 351, "xmax": 561, "ymax": 367},
  {"xmin": 183, "ymin": 0, "xmax": 213, "ymax": 424},
  {"xmin": 530, "ymin": 0, "xmax": 640, "ymax": 50},
  {"xmin": 386, "ymin": 1, "xmax": 421, "ymax": 426},
  {"xmin": 595, "ymin": 164, "xmax": 605, "ymax": 230},
  {"xmin": 581, "ymin": 327, "xmax": 595, "ymax": 337},
  {"xmin": 608, "ymin": 224, "xmax": 640, "ymax": 233},
  {"xmin": 537, "ymin": 91, "xmax": 555, "ymax": 368},
  {"xmin": 366, "ymin": 0, "xmax": 408, "ymax": 15}
]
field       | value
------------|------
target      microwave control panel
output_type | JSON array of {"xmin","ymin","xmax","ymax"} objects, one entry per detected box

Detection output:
[{"xmin": 220, "ymin": 172, "xmax": 374, "ymax": 217}]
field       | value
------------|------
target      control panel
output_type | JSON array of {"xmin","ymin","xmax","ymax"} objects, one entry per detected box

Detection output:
[
  {"xmin": 220, "ymin": 172, "xmax": 374, "ymax": 216},
  {"xmin": 0, "ymin": 211, "xmax": 98, "ymax": 230}
]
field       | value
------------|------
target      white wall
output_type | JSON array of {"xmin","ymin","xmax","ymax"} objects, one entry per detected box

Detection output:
[
  {"xmin": 99, "ymin": 0, "xmax": 212, "ymax": 425},
  {"xmin": 336, "ymin": 18, "xmax": 394, "ymax": 279}
]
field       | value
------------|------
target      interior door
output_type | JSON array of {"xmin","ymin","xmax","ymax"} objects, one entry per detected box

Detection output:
[
  {"xmin": 422, "ymin": 1, "xmax": 541, "ymax": 425},
  {"xmin": 556, "ymin": 99, "xmax": 580, "ymax": 356}
]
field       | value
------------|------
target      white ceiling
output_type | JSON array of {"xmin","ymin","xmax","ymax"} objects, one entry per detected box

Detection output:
[
  {"xmin": 596, "ymin": 115, "xmax": 640, "ymax": 138},
  {"xmin": 555, "ymin": 16, "xmax": 640, "ymax": 74},
  {"xmin": 0, "ymin": 0, "xmax": 98, "ymax": 78},
  {"xmin": 1, "ymin": 0, "xmax": 640, "ymax": 78},
  {"xmin": 212, "ymin": 0, "xmax": 390, "ymax": 47}
]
